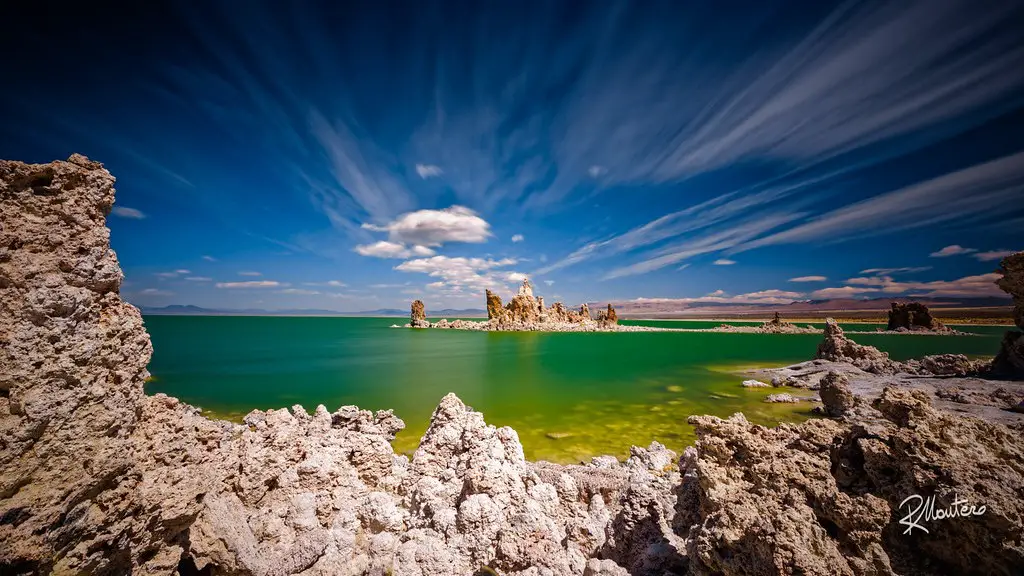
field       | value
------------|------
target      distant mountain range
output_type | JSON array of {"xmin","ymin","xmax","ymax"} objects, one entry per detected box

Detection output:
[
  {"xmin": 139, "ymin": 296, "xmax": 1011, "ymax": 319},
  {"xmin": 597, "ymin": 295, "xmax": 1012, "ymax": 318},
  {"xmin": 139, "ymin": 305, "xmax": 487, "ymax": 317}
]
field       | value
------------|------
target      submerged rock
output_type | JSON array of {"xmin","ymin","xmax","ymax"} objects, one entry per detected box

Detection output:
[
  {"xmin": 741, "ymin": 379, "xmax": 770, "ymax": 388},
  {"xmin": 764, "ymin": 393, "xmax": 800, "ymax": 403}
]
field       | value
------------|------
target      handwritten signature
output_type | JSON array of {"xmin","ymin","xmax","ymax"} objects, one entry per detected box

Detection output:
[{"xmin": 898, "ymin": 494, "xmax": 986, "ymax": 535}]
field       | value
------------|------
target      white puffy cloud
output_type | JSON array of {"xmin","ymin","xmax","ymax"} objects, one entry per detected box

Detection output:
[
  {"xmin": 511, "ymin": 234, "xmax": 525, "ymax": 243},
  {"xmin": 184, "ymin": 276, "xmax": 212, "ymax": 282},
  {"xmin": 974, "ymin": 249, "xmax": 1016, "ymax": 262},
  {"xmin": 543, "ymin": 280, "xmax": 555, "ymax": 286},
  {"xmin": 789, "ymin": 275, "xmax": 827, "ymax": 282},
  {"xmin": 395, "ymin": 256, "xmax": 522, "ymax": 296},
  {"xmin": 713, "ymin": 259, "xmax": 737, "ymax": 266},
  {"xmin": 112, "ymin": 206, "xmax": 146, "ymax": 219},
  {"xmin": 587, "ymin": 165, "xmax": 607, "ymax": 177},
  {"xmin": 930, "ymin": 245, "xmax": 976, "ymax": 257},
  {"xmin": 139, "ymin": 288, "xmax": 173, "ymax": 296},
  {"xmin": 354, "ymin": 241, "xmax": 436, "ymax": 259},
  {"xmin": 215, "ymin": 281, "xmax": 283, "ymax": 288},
  {"xmin": 415, "ymin": 164, "xmax": 443, "ymax": 178},
  {"xmin": 363, "ymin": 205, "xmax": 491, "ymax": 247}
]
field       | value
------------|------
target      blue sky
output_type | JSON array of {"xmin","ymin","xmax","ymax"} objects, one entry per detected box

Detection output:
[{"xmin": 2, "ymin": 0, "xmax": 1023, "ymax": 311}]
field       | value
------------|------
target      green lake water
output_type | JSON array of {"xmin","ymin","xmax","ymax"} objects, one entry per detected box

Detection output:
[{"xmin": 143, "ymin": 316, "xmax": 1007, "ymax": 463}]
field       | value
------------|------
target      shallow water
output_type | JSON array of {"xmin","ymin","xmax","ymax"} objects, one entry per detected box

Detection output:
[{"xmin": 143, "ymin": 316, "xmax": 1005, "ymax": 463}]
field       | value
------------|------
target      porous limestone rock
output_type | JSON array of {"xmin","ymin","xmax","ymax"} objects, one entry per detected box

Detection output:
[
  {"xmin": 816, "ymin": 318, "xmax": 897, "ymax": 374},
  {"xmin": 741, "ymin": 379, "xmax": 770, "ymax": 388},
  {"xmin": 685, "ymin": 387, "xmax": 1024, "ymax": 576},
  {"xmin": 485, "ymin": 290, "xmax": 508, "ymax": 324},
  {"xmin": 580, "ymin": 303, "xmax": 591, "ymax": 321},
  {"xmin": 818, "ymin": 371, "xmax": 855, "ymax": 416},
  {"xmin": 1, "ymin": 155, "xmax": 152, "ymax": 575},
  {"xmin": 410, "ymin": 299, "xmax": 430, "ymax": 328},
  {"xmin": 764, "ymin": 393, "xmax": 800, "ymax": 403}
]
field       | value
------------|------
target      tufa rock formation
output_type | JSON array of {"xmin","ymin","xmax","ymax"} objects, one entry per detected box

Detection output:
[
  {"xmin": 886, "ymin": 301, "xmax": 949, "ymax": 332},
  {"xmin": 818, "ymin": 371, "xmax": 855, "ymax": 417},
  {"xmin": 596, "ymin": 304, "xmax": 618, "ymax": 327},
  {"xmin": 816, "ymin": 318, "xmax": 897, "ymax": 374},
  {"xmin": 2, "ymin": 156, "xmax": 1023, "ymax": 575},
  {"xmin": 992, "ymin": 252, "xmax": 1024, "ymax": 378},
  {"xmin": 410, "ymin": 299, "xmax": 430, "ymax": 328}
]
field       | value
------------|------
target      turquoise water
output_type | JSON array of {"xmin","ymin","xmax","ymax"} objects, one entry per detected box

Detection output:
[{"xmin": 143, "ymin": 316, "xmax": 1005, "ymax": 463}]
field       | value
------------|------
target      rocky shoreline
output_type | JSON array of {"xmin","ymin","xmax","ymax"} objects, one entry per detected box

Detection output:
[{"xmin": 2, "ymin": 155, "xmax": 1024, "ymax": 575}]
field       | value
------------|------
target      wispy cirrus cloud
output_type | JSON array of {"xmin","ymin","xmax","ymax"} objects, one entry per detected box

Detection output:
[
  {"xmin": 789, "ymin": 276, "xmax": 827, "ymax": 282},
  {"xmin": 112, "ymin": 206, "xmax": 146, "ymax": 219},
  {"xmin": 735, "ymin": 151, "xmax": 1024, "ymax": 254},
  {"xmin": 215, "ymin": 281, "xmax": 285, "ymax": 288},
  {"xmin": 973, "ymin": 249, "xmax": 1017, "ymax": 262}
]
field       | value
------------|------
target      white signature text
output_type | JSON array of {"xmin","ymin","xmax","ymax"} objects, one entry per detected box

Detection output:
[{"xmin": 898, "ymin": 494, "xmax": 986, "ymax": 535}]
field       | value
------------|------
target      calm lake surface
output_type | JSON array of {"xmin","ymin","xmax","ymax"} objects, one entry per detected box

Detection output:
[{"xmin": 144, "ymin": 316, "xmax": 1006, "ymax": 463}]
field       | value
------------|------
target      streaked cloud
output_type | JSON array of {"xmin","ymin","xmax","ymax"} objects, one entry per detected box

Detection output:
[
  {"xmin": 859, "ymin": 267, "xmax": 931, "ymax": 275},
  {"xmin": 238, "ymin": 271, "xmax": 262, "ymax": 276},
  {"xmin": 789, "ymin": 275, "xmax": 827, "ymax": 282},
  {"xmin": 184, "ymin": 276, "xmax": 212, "ymax": 282},
  {"xmin": 215, "ymin": 281, "xmax": 284, "ymax": 288},
  {"xmin": 139, "ymin": 288, "xmax": 173, "ymax": 296},
  {"xmin": 713, "ymin": 259, "xmax": 736, "ymax": 266},
  {"xmin": 112, "ymin": 206, "xmax": 146, "ymax": 219},
  {"xmin": 201, "ymin": 255, "xmax": 217, "ymax": 262},
  {"xmin": 973, "ymin": 249, "xmax": 1017, "ymax": 262},
  {"xmin": 930, "ymin": 245, "xmax": 976, "ymax": 258}
]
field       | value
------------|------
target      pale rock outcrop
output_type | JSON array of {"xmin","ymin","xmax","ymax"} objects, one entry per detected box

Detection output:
[
  {"xmin": 1, "ymin": 155, "xmax": 152, "ymax": 574},
  {"xmin": 818, "ymin": 371, "xmax": 855, "ymax": 416},
  {"xmin": 596, "ymin": 304, "xmax": 618, "ymax": 327},
  {"xmin": 685, "ymin": 387, "xmax": 1024, "ymax": 576},
  {"xmin": 816, "ymin": 318, "xmax": 897, "ymax": 374}
]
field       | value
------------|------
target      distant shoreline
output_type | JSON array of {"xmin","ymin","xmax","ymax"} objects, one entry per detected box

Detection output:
[{"xmin": 140, "ymin": 313, "xmax": 1014, "ymax": 326}]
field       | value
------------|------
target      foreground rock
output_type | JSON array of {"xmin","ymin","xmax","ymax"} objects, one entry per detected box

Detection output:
[
  {"xmin": 992, "ymin": 252, "xmax": 1024, "ymax": 378},
  {"xmin": 684, "ymin": 387, "xmax": 1024, "ymax": 576},
  {"xmin": 2, "ymin": 156, "xmax": 1024, "ymax": 575}
]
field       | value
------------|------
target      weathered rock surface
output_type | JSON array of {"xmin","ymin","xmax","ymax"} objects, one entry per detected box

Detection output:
[
  {"xmin": 3, "ymin": 156, "xmax": 1024, "ymax": 575},
  {"xmin": 816, "ymin": 318, "xmax": 898, "ymax": 374},
  {"xmin": 596, "ymin": 304, "xmax": 618, "ymax": 327},
  {"xmin": 685, "ymin": 387, "xmax": 1024, "ymax": 576},
  {"xmin": 818, "ymin": 371, "xmax": 855, "ymax": 416},
  {"xmin": 992, "ymin": 252, "xmax": 1024, "ymax": 378}
]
